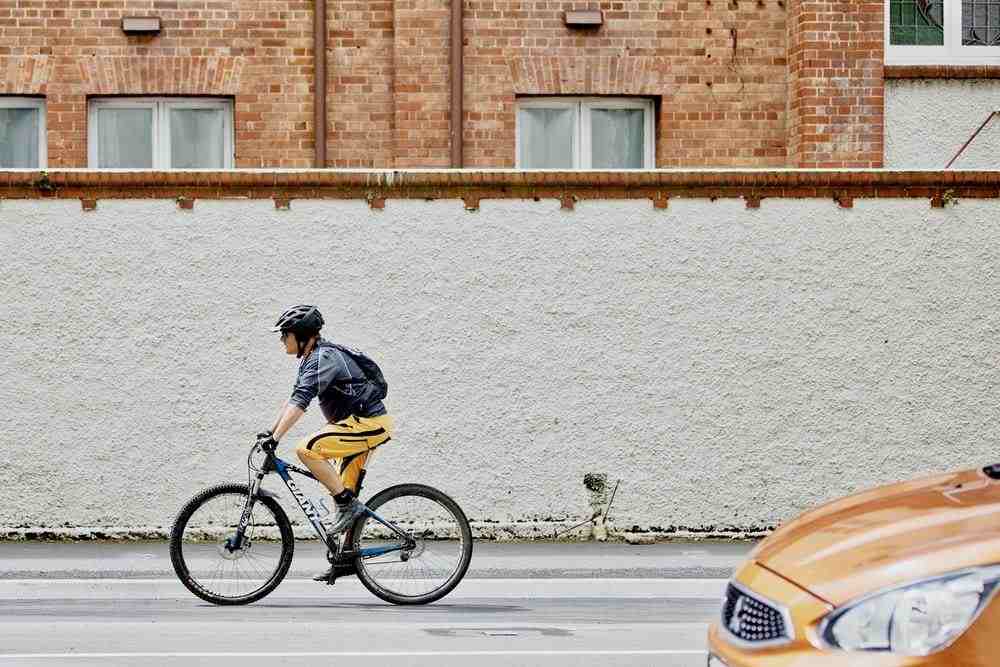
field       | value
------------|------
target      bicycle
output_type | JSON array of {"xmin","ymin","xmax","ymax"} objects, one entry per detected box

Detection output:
[{"xmin": 169, "ymin": 438, "xmax": 473, "ymax": 606}]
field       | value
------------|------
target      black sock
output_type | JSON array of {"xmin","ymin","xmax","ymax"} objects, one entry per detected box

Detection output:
[{"xmin": 333, "ymin": 489, "xmax": 354, "ymax": 507}]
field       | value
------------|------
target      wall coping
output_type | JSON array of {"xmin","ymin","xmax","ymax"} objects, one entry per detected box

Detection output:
[
  {"xmin": 1, "ymin": 170, "xmax": 998, "ymax": 209},
  {"xmin": 885, "ymin": 65, "xmax": 1000, "ymax": 79}
]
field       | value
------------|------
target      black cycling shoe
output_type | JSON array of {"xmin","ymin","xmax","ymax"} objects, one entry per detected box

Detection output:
[
  {"xmin": 313, "ymin": 561, "xmax": 358, "ymax": 585},
  {"xmin": 313, "ymin": 565, "xmax": 337, "ymax": 584}
]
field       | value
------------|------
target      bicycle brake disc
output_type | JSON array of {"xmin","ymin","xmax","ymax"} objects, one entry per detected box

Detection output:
[{"xmin": 217, "ymin": 537, "xmax": 250, "ymax": 561}]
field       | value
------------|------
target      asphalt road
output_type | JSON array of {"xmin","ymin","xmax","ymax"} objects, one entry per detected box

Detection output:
[
  {"xmin": 0, "ymin": 541, "xmax": 751, "ymax": 667},
  {"xmin": 0, "ymin": 541, "xmax": 750, "ymax": 579}
]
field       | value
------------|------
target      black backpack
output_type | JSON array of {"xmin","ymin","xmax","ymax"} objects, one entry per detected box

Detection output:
[{"xmin": 333, "ymin": 343, "xmax": 388, "ymax": 402}]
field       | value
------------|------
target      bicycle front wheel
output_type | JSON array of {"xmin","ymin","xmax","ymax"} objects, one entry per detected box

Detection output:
[
  {"xmin": 351, "ymin": 483, "xmax": 473, "ymax": 605},
  {"xmin": 169, "ymin": 483, "xmax": 294, "ymax": 605}
]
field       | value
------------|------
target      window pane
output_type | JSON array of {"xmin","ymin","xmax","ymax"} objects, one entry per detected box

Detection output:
[
  {"xmin": 97, "ymin": 108, "xmax": 153, "ymax": 168},
  {"xmin": 890, "ymin": 0, "xmax": 945, "ymax": 45},
  {"xmin": 518, "ymin": 107, "xmax": 574, "ymax": 168},
  {"xmin": 170, "ymin": 108, "xmax": 225, "ymax": 168},
  {"xmin": 963, "ymin": 0, "xmax": 1000, "ymax": 45},
  {"xmin": 590, "ymin": 108, "xmax": 645, "ymax": 169},
  {"xmin": 0, "ymin": 108, "xmax": 39, "ymax": 168}
]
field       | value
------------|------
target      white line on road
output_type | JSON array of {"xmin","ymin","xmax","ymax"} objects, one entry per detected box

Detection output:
[
  {"xmin": 0, "ymin": 578, "xmax": 729, "ymax": 585},
  {"xmin": 0, "ymin": 578, "xmax": 726, "ymax": 601},
  {"xmin": 0, "ymin": 578, "xmax": 728, "ymax": 600},
  {"xmin": 0, "ymin": 651, "xmax": 707, "ymax": 659}
]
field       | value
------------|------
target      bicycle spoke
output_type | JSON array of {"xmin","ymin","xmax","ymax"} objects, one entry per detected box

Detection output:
[
  {"xmin": 354, "ymin": 491, "xmax": 468, "ymax": 601},
  {"xmin": 178, "ymin": 491, "xmax": 285, "ymax": 600}
]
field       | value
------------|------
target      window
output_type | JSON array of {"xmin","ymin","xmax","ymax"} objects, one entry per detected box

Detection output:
[
  {"xmin": 516, "ymin": 97, "xmax": 655, "ymax": 169},
  {"xmin": 0, "ymin": 97, "xmax": 46, "ymax": 168},
  {"xmin": 88, "ymin": 98, "xmax": 234, "ymax": 169},
  {"xmin": 887, "ymin": 0, "xmax": 1000, "ymax": 64}
]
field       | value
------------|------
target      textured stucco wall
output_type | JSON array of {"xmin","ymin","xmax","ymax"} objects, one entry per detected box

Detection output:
[
  {"xmin": 886, "ymin": 79, "xmax": 1000, "ymax": 169},
  {"xmin": 3, "ymin": 197, "xmax": 1000, "ymax": 538}
]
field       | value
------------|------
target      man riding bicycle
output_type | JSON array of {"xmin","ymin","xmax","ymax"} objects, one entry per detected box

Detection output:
[{"xmin": 255, "ymin": 304, "xmax": 392, "ymax": 581}]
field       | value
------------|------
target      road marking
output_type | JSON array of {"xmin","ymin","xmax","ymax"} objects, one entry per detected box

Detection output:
[
  {"xmin": 0, "ymin": 578, "xmax": 728, "ymax": 584},
  {"xmin": 0, "ymin": 651, "xmax": 707, "ymax": 659},
  {"xmin": 0, "ymin": 578, "xmax": 729, "ymax": 600}
]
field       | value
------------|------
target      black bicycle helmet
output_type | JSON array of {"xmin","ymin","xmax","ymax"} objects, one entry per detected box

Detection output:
[{"xmin": 272, "ymin": 305, "xmax": 324, "ymax": 358}]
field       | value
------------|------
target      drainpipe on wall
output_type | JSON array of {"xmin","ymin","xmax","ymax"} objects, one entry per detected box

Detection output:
[
  {"xmin": 314, "ymin": 0, "xmax": 328, "ymax": 168},
  {"xmin": 450, "ymin": 0, "xmax": 463, "ymax": 168}
]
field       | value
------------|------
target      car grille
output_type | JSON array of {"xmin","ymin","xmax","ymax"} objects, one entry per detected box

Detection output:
[{"xmin": 721, "ymin": 583, "xmax": 790, "ymax": 644}]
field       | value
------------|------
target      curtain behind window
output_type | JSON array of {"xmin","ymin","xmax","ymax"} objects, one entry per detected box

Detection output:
[
  {"xmin": 519, "ymin": 107, "xmax": 574, "ymax": 168},
  {"xmin": 97, "ymin": 108, "xmax": 153, "ymax": 168},
  {"xmin": 170, "ymin": 108, "xmax": 225, "ymax": 168},
  {"xmin": 590, "ymin": 108, "xmax": 645, "ymax": 169},
  {"xmin": 0, "ymin": 108, "xmax": 39, "ymax": 168}
]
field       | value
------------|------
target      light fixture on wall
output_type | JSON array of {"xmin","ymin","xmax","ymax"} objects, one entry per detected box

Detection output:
[
  {"xmin": 121, "ymin": 16, "xmax": 162, "ymax": 35},
  {"xmin": 564, "ymin": 10, "xmax": 603, "ymax": 27}
]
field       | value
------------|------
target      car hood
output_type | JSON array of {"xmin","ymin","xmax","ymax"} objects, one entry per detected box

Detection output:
[{"xmin": 754, "ymin": 467, "xmax": 1000, "ymax": 605}]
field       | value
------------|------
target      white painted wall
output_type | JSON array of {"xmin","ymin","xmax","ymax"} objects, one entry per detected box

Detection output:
[
  {"xmin": 886, "ymin": 79, "xmax": 1000, "ymax": 169},
  {"xmin": 2, "ymin": 197, "xmax": 1000, "ymax": 538}
]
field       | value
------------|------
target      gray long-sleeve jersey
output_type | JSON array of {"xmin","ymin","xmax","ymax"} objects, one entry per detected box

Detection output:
[{"xmin": 288, "ymin": 339, "xmax": 387, "ymax": 423}]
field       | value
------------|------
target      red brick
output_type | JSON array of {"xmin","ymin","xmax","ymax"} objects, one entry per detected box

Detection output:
[
  {"xmin": 788, "ymin": 0, "xmax": 884, "ymax": 167},
  {"xmin": 2, "ymin": 0, "xmax": 884, "ymax": 168}
]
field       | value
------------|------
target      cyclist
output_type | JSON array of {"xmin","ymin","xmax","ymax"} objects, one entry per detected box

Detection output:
[{"xmin": 255, "ymin": 304, "xmax": 392, "ymax": 581}]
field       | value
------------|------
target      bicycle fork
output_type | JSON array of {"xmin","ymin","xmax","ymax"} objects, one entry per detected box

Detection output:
[{"xmin": 226, "ymin": 470, "xmax": 265, "ymax": 553}]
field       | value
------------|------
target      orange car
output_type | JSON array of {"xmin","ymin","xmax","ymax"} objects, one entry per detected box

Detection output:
[{"xmin": 708, "ymin": 464, "xmax": 1000, "ymax": 666}]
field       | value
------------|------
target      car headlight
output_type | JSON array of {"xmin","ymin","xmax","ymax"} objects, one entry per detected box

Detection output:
[{"xmin": 821, "ymin": 565, "xmax": 1000, "ymax": 656}]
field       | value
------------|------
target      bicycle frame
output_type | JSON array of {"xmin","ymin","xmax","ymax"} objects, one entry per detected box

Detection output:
[{"xmin": 231, "ymin": 445, "xmax": 413, "ymax": 560}]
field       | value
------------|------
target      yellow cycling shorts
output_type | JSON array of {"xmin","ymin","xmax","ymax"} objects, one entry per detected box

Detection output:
[{"xmin": 296, "ymin": 414, "xmax": 393, "ymax": 491}]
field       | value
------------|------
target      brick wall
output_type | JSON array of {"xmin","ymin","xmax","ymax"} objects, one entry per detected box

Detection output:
[
  {"xmin": 787, "ymin": 0, "xmax": 884, "ymax": 168},
  {"xmin": 0, "ymin": 0, "xmax": 889, "ymax": 168},
  {"xmin": 328, "ymin": 0, "xmax": 395, "ymax": 167},
  {"xmin": 465, "ymin": 0, "xmax": 790, "ymax": 168},
  {"xmin": 0, "ymin": 0, "xmax": 315, "ymax": 168},
  {"xmin": 393, "ymin": 0, "xmax": 452, "ymax": 168}
]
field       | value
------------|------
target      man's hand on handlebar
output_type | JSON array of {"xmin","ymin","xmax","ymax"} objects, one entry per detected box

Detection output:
[{"xmin": 256, "ymin": 431, "xmax": 278, "ymax": 451}]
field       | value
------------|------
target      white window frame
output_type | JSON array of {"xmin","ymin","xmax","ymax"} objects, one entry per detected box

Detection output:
[
  {"xmin": 515, "ymin": 98, "xmax": 579, "ymax": 169},
  {"xmin": 87, "ymin": 97, "xmax": 234, "ymax": 169},
  {"xmin": 0, "ymin": 97, "xmax": 46, "ymax": 169},
  {"xmin": 886, "ymin": 0, "xmax": 1000, "ymax": 65},
  {"xmin": 515, "ymin": 97, "xmax": 655, "ymax": 169}
]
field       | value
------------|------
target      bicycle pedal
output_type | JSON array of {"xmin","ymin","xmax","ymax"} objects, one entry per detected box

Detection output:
[{"xmin": 312, "ymin": 573, "xmax": 337, "ymax": 586}]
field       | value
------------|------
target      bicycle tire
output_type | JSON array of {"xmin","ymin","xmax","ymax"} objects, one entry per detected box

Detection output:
[
  {"xmin": 169, "ymin": 483, "xmax": 294, "ymax": 605},
  {"xmin": 351, "ymin": 483, "xmax": 473, "ymax": 605}
]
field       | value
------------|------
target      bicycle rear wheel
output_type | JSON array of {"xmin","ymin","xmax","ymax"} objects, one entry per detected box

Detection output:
[
  {"xmin": 169, "ymin": 483, "xmax": 294, "ymax": 605},
  {"xmin": 351, "ymin": 483, "xmax": 473, "ymax": 605}
]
